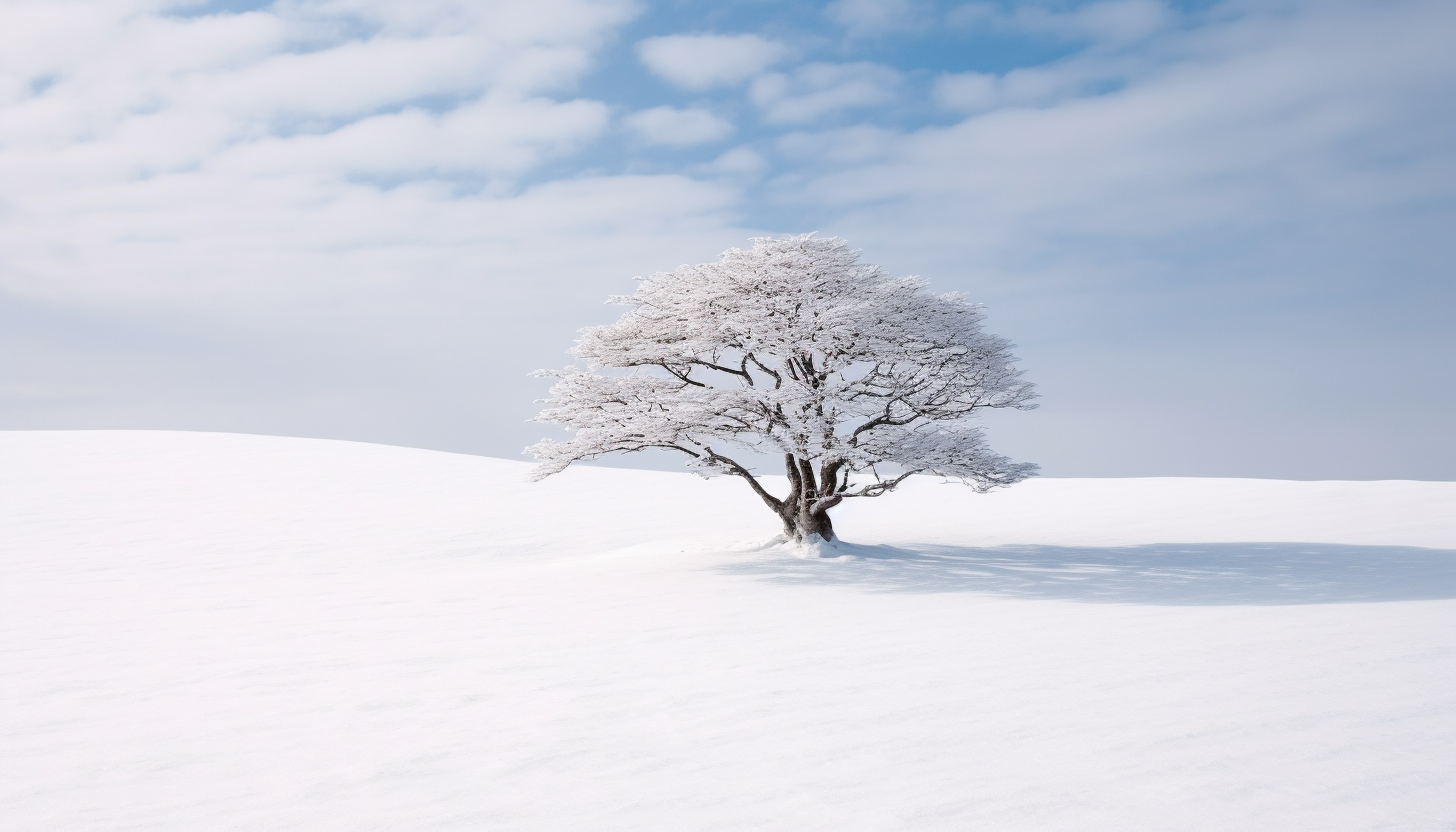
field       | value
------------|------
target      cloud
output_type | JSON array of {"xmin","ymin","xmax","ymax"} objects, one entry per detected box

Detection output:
[
  {"xmin": 635, "ymin": 33, "xmax": 787, "ymax": 90},
  {"xmin": 776, "ymin": 126, "xmax": 897, "ymax": 165},
  {"xmin": 212, "ymin": 95, "xmax": 610, "ymax": 180},
  {"xmin": 775, "ymin": 0, "xmax": 1456, "ymax": 477},
  {"xmin": 624, "ymin": 106, "xmax": 733, "ymax": 146},
  {"xmin": 286, "ymin": 0, "xmax": 635, "ymax": 41},
  {"xmin": 0, "ymin": 0, "xmax": 660, "ymax": 308},
  {"xmin": 0, "ymin": 1, "xmax": 639, "ymax": 198},
  {"xmin": 826, "ymin": 0, "xmax": 934, "ymax": 37},
  {"xmin": 948, "ymin": 0, "xmax": 1170, "ymax": 46},
  {"xmin": 2, "ymin": 0, "xmax": 1452, "ymax": 479},
  {"xmin": 695, "ymin": 146, "xmax": 767, "ymax": 178},
  {"xmin": 0, "ymin": 171, "xmax": 751, "ymax": 454},
  {"xmin": 811, "ymin": 9, "xmax": 1456, "ymax": 274},
  {"xmin": 850, "ymin": 3, "xmax": 1456, "ymax": 227},
  {"xmin": 750, "ymin": 62, "xmax": 901, "ymax": 123},
  {"xmin": 0, "ymin": 0, "xmax": 761, "ymax": 460},
  {"xmin": 934, "ymin": 55, "xmax": 1141, "ymax": 112}
]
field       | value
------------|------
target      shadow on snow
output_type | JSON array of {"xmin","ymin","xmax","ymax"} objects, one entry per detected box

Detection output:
[{"xmin": 719, "ymin": 542, "xmax": 1456, "ymax": 605}]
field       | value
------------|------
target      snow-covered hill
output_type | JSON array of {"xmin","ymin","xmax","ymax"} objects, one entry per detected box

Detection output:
[{"xmin": 3, "ymin": 431, "xmax": 1453, "ymax": 830}]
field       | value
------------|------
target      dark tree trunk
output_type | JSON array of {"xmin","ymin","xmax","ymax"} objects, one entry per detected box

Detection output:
[
  {"xmin": 777, "ymin": 453, "xmax": 839, "ymax": 542},
  {"xmin": 779, "ymin": 502, "xmax": 835, "ymax": 542},
  {"xmin": 720, "ymin": 452, "xmax": 843, "ymax": 544}
]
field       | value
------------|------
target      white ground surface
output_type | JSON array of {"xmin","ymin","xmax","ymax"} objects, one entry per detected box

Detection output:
[{"xmin": 3, "ymin": 430, "xmax": 1454, "ymax": 830}]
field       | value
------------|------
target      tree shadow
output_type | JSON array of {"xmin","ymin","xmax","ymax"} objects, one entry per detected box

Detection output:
[{"xmin": 719, "ymin": 542, "xmax": 1456, "ymax": 605}]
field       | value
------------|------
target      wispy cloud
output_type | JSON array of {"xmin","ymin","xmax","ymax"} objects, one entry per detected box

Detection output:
[
  {"xmin": 635, "ymin": 33, "xmax": 788, "ymax": 91},
  {"xmin": 826, "ymin": 0, "xmax": 936, "ymax": 37},
  {"xmin": 948, "ymin": 0, "xmax": 1172, "ymax": 46},
  {"xmin": 750, "ymin": 62, "xmax": 902, "ymax": 123},
  {"xmin": 624, "ymin": 106, "xmax": 734, "ymax": 147}
]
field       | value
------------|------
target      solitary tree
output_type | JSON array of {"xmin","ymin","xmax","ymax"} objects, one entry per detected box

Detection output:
[{"xmin": 527, "ymin": 235, "xmax": 1038, "ymax": 544}]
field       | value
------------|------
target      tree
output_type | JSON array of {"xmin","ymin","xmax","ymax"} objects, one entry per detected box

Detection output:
[{"xmin": 527, "ymin": 234, "xmax": 1038, "ymax": 544}]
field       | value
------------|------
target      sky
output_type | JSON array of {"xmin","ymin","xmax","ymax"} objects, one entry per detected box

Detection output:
[{"xmin": 1, "ymin": 0, "xmax": 1452, "ymax": 479}]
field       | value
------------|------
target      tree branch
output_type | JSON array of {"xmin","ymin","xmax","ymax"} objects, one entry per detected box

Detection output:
[
  {"xmin": 704, "ymin": 447, "xmax": 783, "ymax": 512},
  {"xmin": 783, "ymin": 453, "xmax": 802, "ymax": 508},
  {"xmin": 690, "ymin": 359, "xmax": 753, "ymax": 383},
  {"xmin": 848, "ymin": 405, "xmax": 918, "ymax": 445},
  {"xmin": 659, "ymin": 363, "xmax": 706, "ymax": 387},
  {"xmin": 842, "ymin": 470, "xmax": 917, "ymax": 498},
  {"xmin": 746, "ymin": 352, "xmax": 783, "ymax": 389}
]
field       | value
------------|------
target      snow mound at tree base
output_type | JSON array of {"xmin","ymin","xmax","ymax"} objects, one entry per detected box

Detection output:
[
  {"xmin": 770, "ymin": 534, "xmax": 903, "ymax": 562},
  {"xmin": 3, "ymin": 431, "xmax": 1454, "ymax": 831}
]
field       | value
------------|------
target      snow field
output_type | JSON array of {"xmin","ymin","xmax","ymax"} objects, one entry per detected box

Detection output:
[{"xmin": 2, "ymin": 431, "xmax": 1454, "ymax": 830}]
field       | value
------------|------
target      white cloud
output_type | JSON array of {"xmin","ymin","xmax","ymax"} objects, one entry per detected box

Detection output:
[
  {"xmin": 776, "ymin": 126, "xmax": 897, "ymax": 165},
  {"xmin": 934, "ymin": 71, "xmax": 998, "ymax": 111},
  {"xmin": 0, "ymin": 0, "xmax": 658, "ymax": 310},
  {"xmin": 0, "ymin": 1, "xmax": 638, "ymax": 194},
  {"xmin": 0, "ymin": 1, "xmax": 761, "ymax": 462},
  {"xmin": 816, "ymin": 6, "xmax": 1456, "ymax": 258},
  {"xmin": 695, "ymin": 146, "xmax": 767, "ymax": 178},
  {"xmin": 826, "ymin": 0, "xmax": 934, "ymax": 37},
  {"xmin": 0, "ymin": 169, "xmax": 752, "ymax": 454},
  {"xmin": 624, "ymin": 106, "xmax": 733, "ymax": 146},
  {"xmin": 635, "ymin": 33, "xmax": 787, "ymax": 90},
  {"xmin": 750, "ymin": 62, "xmax": 901, "ymax": 123},
  {"xmin": 287, "ymin": 0, "xmax": 635, "ymax": 41},
  {"xmin": 948, "ymin": 0, "xmax": 1170, "ymax": 46},
  {"xmin": 934, "ymin": 55, "xmax": 1141, "ymax": 112},
  {"xmin": 775, "ymin": 0, "xmax": 1456, "ymax": 477},
  {"xmin": 210, "ymin": 95, "xmax": 610, "ymax": 180}
]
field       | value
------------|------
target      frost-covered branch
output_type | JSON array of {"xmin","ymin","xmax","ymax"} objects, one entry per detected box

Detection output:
[{"xmin": 528, "ymin": 234, "xmax": 1039, "ymax": 543}]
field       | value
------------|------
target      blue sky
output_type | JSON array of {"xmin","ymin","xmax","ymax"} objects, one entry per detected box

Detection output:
[{"xmin": 1, "ymin": 0, "xmax": 1452, "ymax": 478}]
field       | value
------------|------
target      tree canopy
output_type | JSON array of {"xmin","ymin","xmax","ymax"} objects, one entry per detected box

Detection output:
[{"xmin": 528, "ymin": 234, "xmax": 1038, "ymax": 543}]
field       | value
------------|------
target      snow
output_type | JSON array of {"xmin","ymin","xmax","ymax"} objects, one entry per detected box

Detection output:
[{"xmin": 3, "ymin": 430, "xmax": 1454, "ymax": 830}]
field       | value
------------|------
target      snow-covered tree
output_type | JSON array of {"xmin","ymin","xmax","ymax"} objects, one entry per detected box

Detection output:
[{"xmin": 527, "ymin": 234, "xmax": 1038, "ymax": 544}]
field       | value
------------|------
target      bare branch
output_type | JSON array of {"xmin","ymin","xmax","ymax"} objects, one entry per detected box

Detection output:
[
  {"xmin": 842, "ymin": 470, "xmax": 917, "ymax": 498},
  {"xmin": 746, "ymin": 352, "xmax": 783, "ymax": 389},
  {"xmin": 704, "ymin": 447, "xmax": 783, "ymax": 512},
  {"xmin": 659, "ymin": 364, "xmax": 706, "ymax": 387},
  {"xmin": 529, "ymin": 234, "xmax": 1038, "ymax": 540}
]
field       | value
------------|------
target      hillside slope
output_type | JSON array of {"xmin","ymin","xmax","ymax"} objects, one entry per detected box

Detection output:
[{"xmin": 3, "ymin": 431, "xmax": 1454, "ymax": 830}]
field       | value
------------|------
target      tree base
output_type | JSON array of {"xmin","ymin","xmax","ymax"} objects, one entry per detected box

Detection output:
[{"xmin": 785, "ymin": 532, "xmax": 849, "ymax": 559}]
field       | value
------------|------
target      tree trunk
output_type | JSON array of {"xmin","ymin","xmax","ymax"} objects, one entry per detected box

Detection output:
[
  {"xmin": 777, "ymin": 453, "xmax": 837, "ymax": 543},
  {"xmin": 727, "ymin": 453, "xmax": 841, "ymax": 544},
  {"xmin": 779, "ymin": 502, "xmax": 835, "ymax": 542}
]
